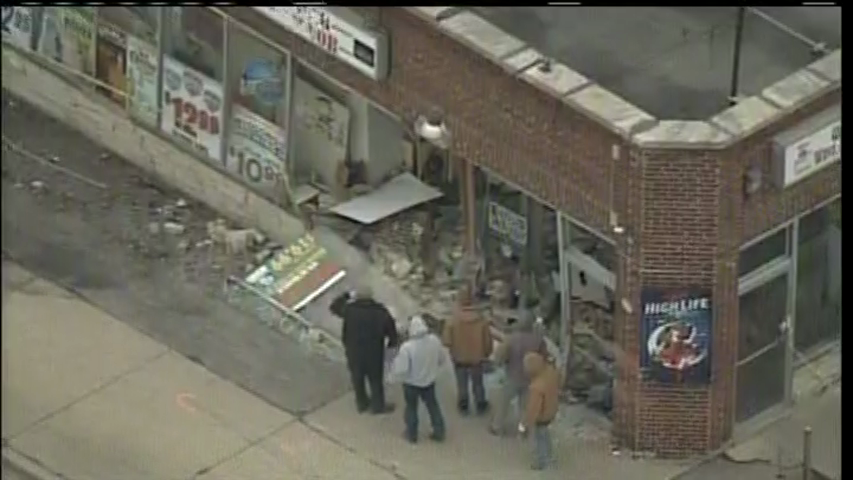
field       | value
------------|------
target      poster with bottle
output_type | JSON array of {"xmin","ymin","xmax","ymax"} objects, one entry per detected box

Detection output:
[
  {"xmin": 125, "ymin": 35, "xmax": 159, "ymax": 127},
  {"xmin": 1, "ymin": 6, "xmax": 35, "ymax": 51},
  {"xmin": 95, "ymin": 22, "xmax": 127, "ymax": 104},
  {"xmin": 226, "ymin": 104, "xmax": 288, "ymax": 199},
  {"xmin": 160, "ymin": 55, "xmax": 224, "ymax": 162},
  {"xmin": 38, "ymin": 7, "xmax": 96, "ymax": 75}
]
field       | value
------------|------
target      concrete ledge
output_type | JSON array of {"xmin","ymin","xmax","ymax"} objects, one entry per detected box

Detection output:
[
  {"xmin": 709, "ymin": 96, "xmax": 780, "ymax": 139},
  {"xmin": 807, "ymin": 49, "xmax": 841, "ymax": 83},
  {"xmin": 501, "ymin": 47, "xmax": 541, "ymax": 75},
  {"xmin": 518, "ymin": 58, "xmax": 591, "ymax": 98},
  {"xmin": 1, "ymin": 46, "xmax": 307, "ymax": 247},
  {"xmin": 565, "ymin": 84, "xmax": 658, "ymax": 139},
  {"xmin": 438, "ymin": 11, "xmax": 526, "ymax": 62},
  {"xmin": 408, "ymin": 7, "xmax": 461, "ymax": 22},
  {"xmin": 633, "ymin": 121, "xmax": 732, "ymax": 149},
  {"xmin": 760, "ymin": 68, "xmax": 831, "ymax": 110}
]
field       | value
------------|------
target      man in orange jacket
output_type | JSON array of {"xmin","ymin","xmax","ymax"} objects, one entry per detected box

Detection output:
[
  {"xmin": 518, "ymin": 351, "xmax": 560, "ymax": 470},
  {"xmin": 442, "ymin": 285, "xmax": 493, "ymax": 415}
]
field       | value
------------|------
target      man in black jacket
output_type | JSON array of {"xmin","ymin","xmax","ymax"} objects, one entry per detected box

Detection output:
[{"xmin": 330, "ymin": 284, "xmax": 399, "ymax": 414}]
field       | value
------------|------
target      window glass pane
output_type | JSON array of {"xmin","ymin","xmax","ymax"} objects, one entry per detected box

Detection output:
[
  {"xmin": 94, "ymin": 7, "xmax": 158, "ymax": 106},
  {"xmin": 735, "ymin": 341, "xmax": 785, "ymax": 423},
  {"xmin": 738, "ymin": 227, "xmax": 787, "ymax": 277},
  {"xmin": 162, "ymin": 7, "xmax": 223, "ymax": 81},
  {"xmin": 795, "ymin": 199, "xmax": 841, "ymax": 353},
  {"xmin": 160, "ymin": 7, "xmax": 225, "ymax": 163},
  {"xmin": 738, "ymin": 273, "xmax": 787, "ymax": 362},
  {"xmin": 37, "ymin": 7, "xmax": 97, "ymax": 76},
  {"xmin": 223, "ymin": 23, "xmax": 290, "ymax": 201}
]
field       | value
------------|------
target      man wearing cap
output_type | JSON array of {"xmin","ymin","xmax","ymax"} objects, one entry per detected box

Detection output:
[{"xmin": 330, "ymin": 284, "xmax": 399, "ymax": 414}]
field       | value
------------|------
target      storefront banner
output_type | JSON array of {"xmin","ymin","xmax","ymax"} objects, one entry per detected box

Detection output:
[
  {"xmin": 245, "ymin": 233, "xmax": 346, "ymax": 311},
  {"xmin": 640, "ymin": 288, "xmax": 712, "ymax": 385},
  {"xmin": 38, "ymin": 7, "xmax": 96, "ymax": 75},
  {"xmin": 226, "ymin": 104, "xmax": 288, "ymax": 198},
  {"xmin": 125, "ymin": 35, "xmax": 159, "ymax": 127},
  {"xmin": 160, "ymin": 55, "xmax": 224, "ymax": 162},
  {"xmin": 2, "ymin": 6, "xmax": 35, "ymax": 51}
]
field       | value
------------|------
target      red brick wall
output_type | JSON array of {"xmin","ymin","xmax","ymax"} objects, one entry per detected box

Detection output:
[
  {"xmin": 734, "ymin": 90, "xmax": 841, "ymax": 242},
  {"xmin": 227, "ymin": 6, "xmax": 621, "ymax": 233}
]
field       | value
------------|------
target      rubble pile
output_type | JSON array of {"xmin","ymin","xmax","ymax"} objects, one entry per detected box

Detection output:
[{"xmin": 361, "ymin": 208, "xmax": 467, "ymax": 325}]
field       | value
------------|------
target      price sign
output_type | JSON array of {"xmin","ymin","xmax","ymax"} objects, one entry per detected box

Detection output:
[
  {"xmin": 226, "ymin": 104, "xmax": 287, "ymax": 198},
  {"xmin": 160, "ymin": 56, "xmax": 224, "ymax": 162},
  {"xmin": 2, "ymin": 6, "xmax": 34, "ymax": 51}
]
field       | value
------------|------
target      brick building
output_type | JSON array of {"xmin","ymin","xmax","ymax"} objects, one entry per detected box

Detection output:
[
  {"xmin": 230, "ymin": 6, "xmax": 841, "ymax": 456},
  {"xmin": 2, "ymin": 6, "xmax": 840, "ymax": 457}
]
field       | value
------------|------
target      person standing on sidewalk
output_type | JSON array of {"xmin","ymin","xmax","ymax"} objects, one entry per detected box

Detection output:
[
  {"xmin": 518, "ymin": 351, "xmax": 559, "ymax": 470},
  {"xmin": 389, "ymin": 314, "xmax": 447, "ymax": 443},
  {"xmin": 489, "ymin": 311, "xmax": 547, "ymax": 435},
  {"xmin": 442, "ymin": 285, "xmax": 493, "ymax": 416},
  {"xmin": 330, "ymin": 285, "xmax": 399, "ymax": 415}
]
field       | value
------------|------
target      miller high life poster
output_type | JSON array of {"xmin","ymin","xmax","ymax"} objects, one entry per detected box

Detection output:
[{"xmin": 640, "ymin": 288, "xmax": 712, "ymax": 385}]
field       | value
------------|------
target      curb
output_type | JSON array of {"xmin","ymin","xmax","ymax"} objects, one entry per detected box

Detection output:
[{"xmin": 2, "ymin": 447, "xmax": 64, "ymax": 480}]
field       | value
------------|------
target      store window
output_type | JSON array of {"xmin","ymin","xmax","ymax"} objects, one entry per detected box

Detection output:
[
  {"xmin": 223, "ymin": 22, "xmax": 290, "ymax": 201},
  {"xmin": 94, "ymin": 7, "xmax": 159, "ymax": 105},
  {"xmin": 738, "ymin": 227, "xmax": 788, "ymax": 277},
  {"xmin": 37, "ymin": 7, "xmax": 96, "ymax": 76},
  {"xmin": 795, "ymin": 199, "xmax": 841, "ymax": 354},
  {"xmin": 160, "ymin": 7, "xmax": 225, "ymax": 163},
  {"xmin": 2, "ymin": 5, "xmax": 38, "ymax": 52}
]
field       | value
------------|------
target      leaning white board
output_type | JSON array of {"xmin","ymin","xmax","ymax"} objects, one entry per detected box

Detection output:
[{"xmin": 330, "ymin": 173, "xmax": 443, "ymax": 225}]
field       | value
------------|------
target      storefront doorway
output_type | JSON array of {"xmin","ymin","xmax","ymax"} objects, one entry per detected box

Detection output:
[{"xmin": 735, "ymin": 226, "xmax": 792, "ymax": 427}]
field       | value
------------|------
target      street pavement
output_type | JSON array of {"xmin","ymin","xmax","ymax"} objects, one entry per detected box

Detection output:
[{"xmin": 2, "ymin": 262, "xmax": 691, "ymax": 480}]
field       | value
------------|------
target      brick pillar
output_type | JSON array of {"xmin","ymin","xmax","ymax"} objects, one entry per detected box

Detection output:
[{"xmin": 611, "ymin": 147, "xmax": 739, "ymax": 457}]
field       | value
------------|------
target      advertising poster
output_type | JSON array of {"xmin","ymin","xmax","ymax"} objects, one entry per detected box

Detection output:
[
  {"xmin": 125, "ymin": 36, "xmax": 159, "ymax": 127},
  {"xmin": 245, "ymin": 233, "xmax": 346, "ymax": 311},
  {"xmin": 640, "ymin": 288, "xmax": 712, "ymax": 385},
  {"xmin": 95, "ymin": 22, "xmax": 127, "ymax": 104},
  {"xmin": 160, "ymin": 55, "xmax": 224, "ymax": 162},
  {"xmin": 227, "ymin": 104, "xmax": 288, "ymax": 199},
  {"xmin": 38, "ymin": 7, "xmax": 96, "ymax": 75},
  {"xmin": 2, "ymin": 6, "xmax": 35, "ymax": 51},
  {"xmin": 292, "ymin": 77, "xmax": 350, "ymax": 187}
]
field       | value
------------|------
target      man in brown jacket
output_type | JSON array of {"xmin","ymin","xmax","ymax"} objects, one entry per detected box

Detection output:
[
  {"xmin": 442, "ymin": 285, "xmax": 493, "ymax": 415},
  {"xmin": 518, "ymin": 351, "xmax": 559, "ymax": 470}
]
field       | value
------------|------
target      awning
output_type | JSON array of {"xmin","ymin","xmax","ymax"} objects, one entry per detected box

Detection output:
[{"xmin": 330, "ymin": 173, "xmax": 443, "ymax": 225}]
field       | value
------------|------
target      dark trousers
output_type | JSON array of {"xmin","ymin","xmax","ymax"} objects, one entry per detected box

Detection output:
[
  {"xmin": 454, "ymin": 363, "xmax": 486, "ymax": 408},
  {"xmin": 403, "ymin": 383, "xmax": 445, "ymax": 441},
  {"xmin": 348, "ymin": 356, "xmax": 386, "ymax": 413}
]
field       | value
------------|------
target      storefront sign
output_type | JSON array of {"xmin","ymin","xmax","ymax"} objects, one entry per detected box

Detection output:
[
  {"xmin": 640, "ymin": 288, "xmax": 712, "ymax": 385},
  {"xmin": 2, "ymin": 6, "xmax": 35, "ymax": 51},
  {"xmin": 125, "ymin": 36, "xmax": 159, "ymax": 127},
  {"xmin": 245, "ymin": 233, "xmax": 347, "ymax": 311},
  {"xmin": 772, "ymin": 106, "xmax": 841, "ymax": 188},
  {"xmin": 160, "ymin": 55, "xmax": 224, "ymax": 162},
  {"xmin": 226, "ymin": 104, "xmax": 288, "ymax": 198},
  {"xmin": 488, "ymin": 201, "xmax": 528, "ymax": 247},
  {"xmin": 38, "ymin": 7, "xmax": 96, "ymax": 75},
  {"xmin": 252, "ymin": 6, "xmax": 389, "ymax": 81},
  {"xmin": 241, "ymin": 58, "xmax": 285, "ymax": 106}
]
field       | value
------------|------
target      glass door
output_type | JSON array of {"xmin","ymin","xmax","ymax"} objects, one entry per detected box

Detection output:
[{"xmin": 735, "ymin": 272, "xmax": 790, "ymax": 423}]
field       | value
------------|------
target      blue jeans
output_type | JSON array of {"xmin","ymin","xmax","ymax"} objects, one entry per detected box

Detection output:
[
  {"xmin": 403, "ymin": 383, "xmax": 445, "ymax": 441},
  {"xmin": 454, "ymin": 363, "xmax": 486, "ymax": 409},
  {"xmin": 532, "ymin": 423, "xmax": 554, "ymax": 469}
]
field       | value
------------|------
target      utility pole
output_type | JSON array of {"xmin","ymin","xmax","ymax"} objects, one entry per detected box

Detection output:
[{"xmin": 729, "ymin": 7, "xmax": 746, "ymax": 106}]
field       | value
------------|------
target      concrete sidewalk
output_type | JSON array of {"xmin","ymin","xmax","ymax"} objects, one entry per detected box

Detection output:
[{"xmin": 2, "ymin": 261, "xmax": 686, "ymax": 480}]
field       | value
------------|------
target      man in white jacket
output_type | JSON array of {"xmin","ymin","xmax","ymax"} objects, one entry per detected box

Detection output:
[{"xmin": 390, "ymin": 315, "xmax": 447, "ymax": 443}]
